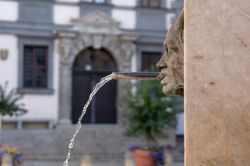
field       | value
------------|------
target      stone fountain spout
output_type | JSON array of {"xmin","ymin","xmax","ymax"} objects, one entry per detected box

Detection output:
[{"xmin": 111, "ymin": 72, "xmax": 164, "ymax": 80}]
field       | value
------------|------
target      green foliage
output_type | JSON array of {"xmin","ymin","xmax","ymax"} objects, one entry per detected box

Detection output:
[
  {"xmin": 125, "ymin": 80, "xmax": 175, "ymax": 144},
  {"xmin": 0, "ymin": 82, "xmax": 27, "ymax": 116}
]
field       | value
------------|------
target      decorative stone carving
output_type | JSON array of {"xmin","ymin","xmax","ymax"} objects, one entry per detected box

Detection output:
[
  {"xmin": 157, "ymin": 10, "xmax": 184, "ymax": 96},
  {"xmin": 71, "ymin": 11, "xmax": 121, "ymax": 35},
  {"xmin": 93, "ymin": 35, "xmax": 103, "ymax": 49},
  {"xmin": 56, "ymin": 11, "xmax": 136, "ymax": 69},
  {"xmin": 120, "ymin": 42, "xmax": 135, "ymax": 67},
  {"xmin": 0, "ymin": 49, "xmax": 8, "ymax": 60},
  {"xmin": 58, "ymin": 38, "xmax": 75, "ymax": 65}
]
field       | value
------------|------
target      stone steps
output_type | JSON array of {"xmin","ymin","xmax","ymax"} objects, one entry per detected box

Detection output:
[{"xmin": 2, "ymin": 125, "xmax": 176, "ymax": 161}]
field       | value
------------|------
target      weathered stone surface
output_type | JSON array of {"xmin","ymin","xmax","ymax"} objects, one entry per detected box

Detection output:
[
  {"xmin": 186, "ymin": 1, "xmax": 250, "ymax": 165},
  {"xmin": 157, "ymin": 10, "xmax": 184, "ymax": 96}
]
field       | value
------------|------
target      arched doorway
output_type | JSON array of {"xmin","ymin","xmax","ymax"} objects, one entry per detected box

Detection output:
[{"xmin": 72, "ymin": 48, "xmax": 117, "ymax": 124}]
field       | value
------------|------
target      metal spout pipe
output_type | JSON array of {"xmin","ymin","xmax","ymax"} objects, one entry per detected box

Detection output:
[{"xmin": 111, "ymin": 72, "xmax": 163, "ymax": 80}]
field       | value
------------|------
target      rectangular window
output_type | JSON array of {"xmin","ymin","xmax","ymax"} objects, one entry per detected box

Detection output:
[
  {"xmin": 82, "ymin": 0, "xmax": 107, "ymax": 4},
  {"xmin": 140, "ymin": 0, "xmax": 149, "ymax": 7},
  {"xmin": 141, "ymin": 52, "xmax": 162, "ymax": 71},
  {"xmin": 23, "ymin": 45, "xmax": 48, "ymax": 88},
  {"xmin": 149, "ymin": 0, "xmax": 161, "ymax": 8},
  {"xmin": 140, "ymin": 0, "xmax": 161, "ymax": 8},
  {"xmin": 95, "ymin": 0, "xmax": 106, "ymax": 4}
]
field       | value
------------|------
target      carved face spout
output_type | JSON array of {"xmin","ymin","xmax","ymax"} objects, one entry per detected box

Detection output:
[{"xmin": 157, "ymin": 10, "xmax": 184, "ymax": 96}]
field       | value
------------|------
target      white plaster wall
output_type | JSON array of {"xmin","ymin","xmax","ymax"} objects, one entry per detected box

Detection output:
[
  {"xmin": 0, "ymin": 35, "xmax": 18, "ymax": 89},
  {"xmin": 166, "ymin": 13, "xmax": 175, "ymax": 30},
  {"xmin": 112, "ymin": 9, "xmax": 135, "ymax": 29},
  {"xmin": 17, "ymin": 40, "xmax": 59, "ymax": 120},
  {"xmin": 166, "ymin": 0, "xmax": 175, "ymax": 8},
  {"xmin": 55, "ymin": 0, "xmax": 79, "ymax": 2},
  {"xmin": 17, "ymin": 94, "xmax": 58, "ymax": 120},
  {"xmin": 0, "ymin": 1, "xmax": 18, "ymax": 21},
  {"xmin": 111, "ymin": 0, "xmax": 136, "ymax": 7},
  {"xmin": 53, "ymin": 4, "xmax": 80, "ymax": 25},
  {"xmin": 0, "ymin": 35, "xmax": 58, "ymax": 121}
]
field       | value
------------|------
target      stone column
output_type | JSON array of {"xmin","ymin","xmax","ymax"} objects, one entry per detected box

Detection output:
[
  {"xmin": 57, "ymin": 34, "xmax": 78, "ymax": 125},
  {"xmin": 185, "ymin": 1, "xmax": 250, "ymax": 166},
  {"xmin": 58, "ymin": 63, "xmax": 72, "ymax": 124}
]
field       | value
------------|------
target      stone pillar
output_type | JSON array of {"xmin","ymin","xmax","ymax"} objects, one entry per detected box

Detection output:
[
  {"xmin": 58, "ymin": 63, "xmax": 72, "ymax": 124},
  {"xmin": 185, "ymin": 1, "xmax": 250, "ymax": 166}
]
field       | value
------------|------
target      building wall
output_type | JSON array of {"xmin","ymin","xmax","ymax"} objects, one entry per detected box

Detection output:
[
  {"xmin": 0, "ymin": 0, "xmax": 183, "ymax": 126},
  {"xmin": 0, "ymin": 1, "xmax": 58, "ymax": 124},
  {"xmin": 111, "ymin": 0, "xmax": 136, "ymax": 7},
  {"xmin": 0, "ymin": 36, "xmax": 59, "ymax": 123},
  {"xmin": 0, "ymin": 35, "xmax": 18, "ymax": 88},
  {"xmin": 0, "ymin": 1, "xmax": 18, "ymax": 21},
  {"xmin": 53, "ymin": 4, "xmax": 80, "ymax": 25}
]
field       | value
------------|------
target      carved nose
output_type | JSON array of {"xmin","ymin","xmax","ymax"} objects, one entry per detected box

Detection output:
[{"xmin": 156, "ymin": 56, "xmax": 167, "ymax": 71}]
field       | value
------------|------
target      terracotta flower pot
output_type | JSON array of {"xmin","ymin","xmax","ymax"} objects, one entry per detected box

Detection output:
[{"xmin": 133, "ymin": 149, "xmax": 156, "ymax": 166}]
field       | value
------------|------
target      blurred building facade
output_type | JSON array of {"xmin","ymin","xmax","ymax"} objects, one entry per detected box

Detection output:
[
  {"xmin": 0, "ymin": 0, "xmax": 183, "ymax": 164},
  {"xmin": 0, "ymin": 0, "xmax": 182, "ymax": 128}
]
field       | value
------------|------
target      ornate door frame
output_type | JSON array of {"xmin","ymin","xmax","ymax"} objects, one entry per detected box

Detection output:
[{"xmin": 56, "ymin": 12, "xmax": 136, "ymax": 124}]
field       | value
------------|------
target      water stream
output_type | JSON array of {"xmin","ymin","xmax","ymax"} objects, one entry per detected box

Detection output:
[
  {"xmin": 63, "ymin": 72, "xmax": 160, "ymax": 165},
  {"xmin": 63, "ymin": 74, "xmax": 113, "ymax": 166}
]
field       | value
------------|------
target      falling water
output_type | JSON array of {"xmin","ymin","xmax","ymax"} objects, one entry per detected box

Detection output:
[
  {"xmin": 63, "ymin": 74, "xmax": 112, "ymax": 166},
  {"xmin": 63, "ymin": 72, "xmax": 161, "ymax": 166}
]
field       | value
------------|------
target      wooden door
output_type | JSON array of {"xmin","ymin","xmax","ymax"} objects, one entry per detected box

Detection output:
[{"xmin": 71, "ymin": 48, "xmax": 117, "ymax": 124}]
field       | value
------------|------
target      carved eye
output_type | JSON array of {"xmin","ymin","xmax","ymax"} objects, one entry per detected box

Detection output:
[{"xmin": 165, "ymin": 47, "xmax": 168, "ymax": 53}]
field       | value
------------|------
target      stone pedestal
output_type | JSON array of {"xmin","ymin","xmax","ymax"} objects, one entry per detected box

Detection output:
[{"xmin": 185, "ymin": 1, "xmax": 250, "ymax": 165}]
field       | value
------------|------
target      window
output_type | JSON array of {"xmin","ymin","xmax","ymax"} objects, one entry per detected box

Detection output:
[
  {"xmin": 141, "ymin": 52, "xmax": 162, "ymax": 71},
  {"xmin": 82, "ymin": 0, "xmax": 107, "ymax": 4},
  {"xmin": 23, "ymin": 45, "xmax": 48, "ymax": 88},
  {"xmin": 18, "ymin": 38, "xmax": 53, "ymax": 94},
  {"xmin": 140, "ymin": 0, "xmax": 161, "ymax": 8}
]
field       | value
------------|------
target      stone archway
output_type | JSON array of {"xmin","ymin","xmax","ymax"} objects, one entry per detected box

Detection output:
[{"xmin": 56, "ymin": 11, "xmax": 136, "ymax": 124}]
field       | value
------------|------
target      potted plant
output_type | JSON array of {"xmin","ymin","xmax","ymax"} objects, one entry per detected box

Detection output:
[
  {"xmin": 0, "ymin": 82, "xmax": 27, "ymax": 165},
  {"xmin": 0, "ymin": 82, "xmax": 27, "ymax": 117},
  {"xmin": 0, "ymin": 145, "xmax": 24, "ymax": 166},
  {"xmin": 125, "ymin": 80, "xmax": 176, "ymax": 166}
]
